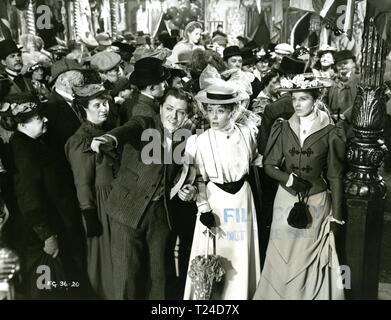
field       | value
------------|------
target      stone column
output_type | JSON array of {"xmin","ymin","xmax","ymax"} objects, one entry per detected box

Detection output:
[{"xmin": 344, "ymin": 16, "xmax": 388, "ymax": 299}]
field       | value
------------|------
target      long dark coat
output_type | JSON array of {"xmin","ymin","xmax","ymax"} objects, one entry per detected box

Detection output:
[{"xmin": 3, "ymin": 131, "xmax": 86, "ymax": 298}]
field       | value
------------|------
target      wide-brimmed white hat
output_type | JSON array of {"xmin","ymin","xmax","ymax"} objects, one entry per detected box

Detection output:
[{"xmin": 195, "ymin": 82, "xmax": 249, "ymax": 104}]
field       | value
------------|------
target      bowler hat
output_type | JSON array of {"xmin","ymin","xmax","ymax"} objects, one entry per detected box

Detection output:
[
  {"xmin": 333, "ymin": 50, "xmax": 356, "ymax": 63},
  {"xmin": 277, "ymin": 56, "xmax": 306, "ymax": 76},
  {"xmin": 223, "ymin": 46, "xmax": 242, "ymax": 60},
  {"xmin": 241, "ymin": 48, "xmax": 258, "ymax": 66},
  {"xmin": 0, "ymin": 39, "xmax": 21, "ymax": 60},
  {"xmin": 128, "ymin": 57, "xmax": 171, "ymax": 88}
]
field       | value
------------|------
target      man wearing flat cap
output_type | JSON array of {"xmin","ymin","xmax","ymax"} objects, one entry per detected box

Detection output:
[
  {"xmin": 91, "ymin": 51, "xmax": 122, "ymax": 90},
  {"xmin": 120, "ymin": 56, "xmax": 170, "ymax": 123},
  {"xmin": 0, "ymin": 39, "xmax": 34, "ymax": 95},
  {"xmin": 327, "ymin": 49, "xmax": 359, "ymax": 118}
]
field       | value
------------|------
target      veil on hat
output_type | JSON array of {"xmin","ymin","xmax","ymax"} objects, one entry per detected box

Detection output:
[{"xmin": 199, "ymin": 64, "xmax": 253, "ymax": 96}]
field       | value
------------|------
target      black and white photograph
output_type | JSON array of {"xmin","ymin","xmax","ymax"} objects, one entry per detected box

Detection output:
[{"xmin": 0, "ymin": 0, "xmax": 391, "ymax": 306}]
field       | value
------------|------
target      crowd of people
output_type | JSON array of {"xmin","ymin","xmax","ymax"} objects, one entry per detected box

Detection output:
[{"xmin": 0, "ymin": 20, "xmax": 390, "ymax": 300}]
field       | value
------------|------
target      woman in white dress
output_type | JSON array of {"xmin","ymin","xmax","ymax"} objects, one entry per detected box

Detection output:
[
  {"xmin": 168, "ymin": 21, "xmax": 204, "ymax": 64},
  {"xmin": 183, "ymin": 82, "xmax": 262, "ymax": 300},
  {"xmin": 253, "ymin": 74, "xmax": 346, "ymax": 300}
]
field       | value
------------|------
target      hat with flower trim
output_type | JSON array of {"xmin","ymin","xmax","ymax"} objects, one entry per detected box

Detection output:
[
  {"xmin": 0, "ymin": 93, "xmax": 43, "ymax": 122},
  {"xmin": 278, "ymin": 73, "xmax": 333, "ymax": 91}
]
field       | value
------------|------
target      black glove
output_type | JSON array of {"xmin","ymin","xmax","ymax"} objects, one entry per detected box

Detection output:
[
  {"xmin": 291, "ymin": 175, "xmax": 313, "ymax": 193},
  {"xmin": 200, "ymin": 211, "xmax": 216, "ymax": 229},
  {"xmin": 82, "ymin": 209, "xmax": 103, "ymax": 238}
]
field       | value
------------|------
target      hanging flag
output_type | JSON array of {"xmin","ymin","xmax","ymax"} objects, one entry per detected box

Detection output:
[
  {"xmin": 0, "ymin": 1, "xmax": 11, "ymax": 40},
  {"xmin": 290, "ymin": 0, "xmax": 356, "ymax": 33},
  {"xmin": 343, "ymin": 0, "xmax": 355, "ymax": 39},
  {"xmin": 290, "ymin": 12, "xmax": 312, "ymax": 47},
  {"xmin": 289, "ymin": 0, "xmax": 315, "ymax": 12},
  {"xmin": 322, "ymin": 0, "xmax": 354, "ymax": 30},
  {"xmin": 251, "ymin": 11, "xmax": 271, "ymax": 48}
]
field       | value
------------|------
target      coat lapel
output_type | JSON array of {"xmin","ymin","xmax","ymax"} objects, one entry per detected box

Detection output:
[
  {"xmin": 304, "ymin": 109, "xmax": 333, "ymax": 148},
  {"xmin": 288, "ymin": 108, "xmax": 333, "ymax": 148}
]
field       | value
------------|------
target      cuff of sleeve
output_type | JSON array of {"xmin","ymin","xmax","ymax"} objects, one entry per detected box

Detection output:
[
  {"xmin": 198, "ymin": 202, "xmax": 211, "ymax": 213},
  {"xmin": 252, "ymin": 154, "xmax": 263, "ymax": 167},
  {"xmin": 330, "ymin": 216, "xmax": 345, "ymax": 225},
  {"xmin": 286, "ymin": 173, "xmax": 294, "ymax": 187},
  {"xmin": 103, "ymin": 134, "xmax": 118, "ymax": 148}
]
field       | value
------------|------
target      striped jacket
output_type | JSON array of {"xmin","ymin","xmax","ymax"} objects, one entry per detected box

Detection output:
[{"xmin": 104, "ymin": 115, "xmax": 184, "ymax": 230}]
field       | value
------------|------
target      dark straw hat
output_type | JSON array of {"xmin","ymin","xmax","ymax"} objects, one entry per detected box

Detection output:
[{"xmin": 277, "ymin": 56, "xmax": 306, "ymax": 76}]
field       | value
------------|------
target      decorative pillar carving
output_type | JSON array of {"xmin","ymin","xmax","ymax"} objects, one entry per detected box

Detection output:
[
  {"xmin": 73, "ymin": 0, "xmax": 81, "ymax": 41},
  {"xmin": 344, "ymin": 16, "xmax": 388, "ymax": 299},
  {"xmin": 0, "ymin": 202, "xmax": 20, "ymax": 300},
  {"xmin": 110, "ymin": 0, "xmax": 118, "ymax": 38},
  {"xmin": 25, "ymin": 0, "xmax": 36, "ymax": 35}
]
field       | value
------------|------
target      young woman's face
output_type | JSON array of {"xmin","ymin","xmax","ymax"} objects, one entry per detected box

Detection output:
[
  {"xmin": 207, "ymin": 104, "xmax": 232, "ymax": 130},
  {"xmin": 86, "ymin": 97, "xmax": 110, "ymax": 124},
  {"xmin": 256, "ymin": 60, "xmax": 270, "ymax": 73},
  {"xmin": 20, "ymin": 114, "xmax": 48, "ymax": 138},
  {"xmin": 188, "ymin": 28, "xmax": 202, "ymax": 44},
  {"xmin": 320, "ymin": 52, "xmax": 334, "ymax": 67},
  {"xmin": 292, "ymin": 91, "xmax": 315, "ymax": 117},
  {"xmin": 267, "ymin": 75, "xmax": 280, "ymax": 95},
  {"xmin": 32, "ymin": 67, "xmax": 44, "ymax": 81},
  {"xmin": 226, "ymin": 56, "xmax": 242, "ymax": 70}
]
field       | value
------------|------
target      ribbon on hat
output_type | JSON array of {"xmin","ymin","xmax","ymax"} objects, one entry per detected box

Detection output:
[{"xmin": 206, "ymin": 91, "xmax": 238, "ymax": 101}]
